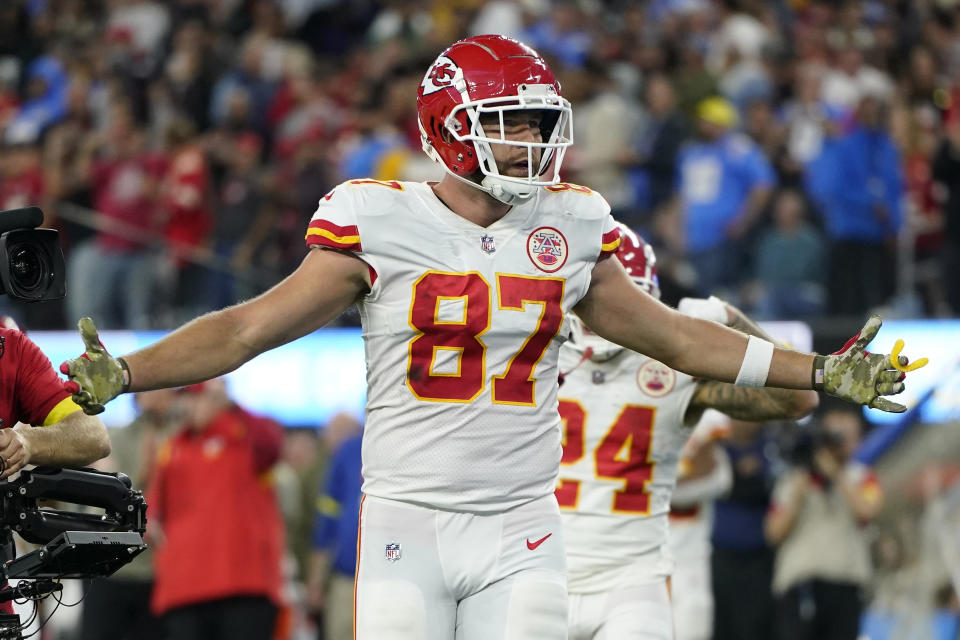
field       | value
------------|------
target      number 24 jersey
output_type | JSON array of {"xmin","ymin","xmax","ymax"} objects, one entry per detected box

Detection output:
[
  {"xmin": 556, "ymin": 343, "xmax": 698, "ymax": 592},
  {"xmin": 306, "ymin": 179, "xmax": 621, "ymax": 513}
]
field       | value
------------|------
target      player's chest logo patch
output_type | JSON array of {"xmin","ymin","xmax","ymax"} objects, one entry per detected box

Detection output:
[
  {"xmin": 637, "ymin": 359, "xmax": 675, "ymax": 397},
  {"xmin": 591, "ymin": 370, "xmax": 605, "ymax": 385},
  {"xmin": 480, "ymin": 234, "xmax": 496, "ymax": 254},
  {"xmin": 527, "ymin": 227, "xmax": 568, "ymax": 273}
]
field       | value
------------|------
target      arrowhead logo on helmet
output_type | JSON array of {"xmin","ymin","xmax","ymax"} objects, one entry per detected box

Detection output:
[{"xmin": 421, "ymin": 56, "xmax": 461, "ymax": 96}]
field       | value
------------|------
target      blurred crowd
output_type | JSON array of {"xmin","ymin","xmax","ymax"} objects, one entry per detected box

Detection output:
[{"xmin": 0, "ymin": 0, "xmax": 956, "ymax": 328}]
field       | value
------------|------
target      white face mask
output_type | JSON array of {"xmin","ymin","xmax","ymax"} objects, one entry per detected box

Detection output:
[{"xmin": 425, "ymin": 84, "xmax": 574, "ymax": 205}]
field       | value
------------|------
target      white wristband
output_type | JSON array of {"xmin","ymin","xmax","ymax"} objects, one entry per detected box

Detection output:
[
  {"xmin": 678, "ymin": 296, "xmax": 729, "ymax": 325},
  {"xmin": 735, "ymin": 335, "xmax": 774, "ymax": 388}
]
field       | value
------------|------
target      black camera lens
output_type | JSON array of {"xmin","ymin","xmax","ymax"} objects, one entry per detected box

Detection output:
[
  {"xmin": 0, "ymin": 227, "xmax": 66, "ymax": 301},
  {"xmin": 9, "ymin": 245, "xmax": 44, "ymax": 291}
]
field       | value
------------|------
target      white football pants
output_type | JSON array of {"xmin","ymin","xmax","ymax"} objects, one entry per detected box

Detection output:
[
  {"xmin": 567, "ymin": 580, "xmax": 673, "ymax": 640},
  {"xmin": 354, "ymin": 493, "xmax": 568, "ymax": 640},
  {"xmin": 670, "ymin": 555, "xmax": 713, "ymax": 640}
]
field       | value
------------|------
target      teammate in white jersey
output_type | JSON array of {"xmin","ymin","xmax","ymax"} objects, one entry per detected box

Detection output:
[
  {"xmin": 669, "ymin": 414, "xmax": 733, "ymax": 640},
  {"xmin": 61, "ymin": 35, "xmax": 918, "ymax": 640},
  {"xmin": 559, "ymin": 227, "xmax": 819, "ymax": 640}
]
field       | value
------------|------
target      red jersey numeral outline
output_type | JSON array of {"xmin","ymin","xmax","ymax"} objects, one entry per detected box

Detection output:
[
  {"xmin": 492, "ymin": 274, "xmax": 565, "ymax": 406},
  {"xmin": 406, "ymin": 271, "xmax": 564, "ymax": 405},
  {"xmin": 555, "ymin": 401, "xmax": 657, "ymax": 515},
  {"xmin": 555, "ymin": 399, "xmax": 586, "ymax": 509}
]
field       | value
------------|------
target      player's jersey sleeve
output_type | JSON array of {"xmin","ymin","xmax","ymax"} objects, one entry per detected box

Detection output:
[
  {"xmin": 12, "ymin": 332, "xmax": 80, "ymax": 426},
  {"xmin": 305, "ymin": 185, "xmax": 363, "ymax": 253},
  {"xmin": 599, "ymin": 214, "xmax": 621, "ymax": 260},
  {"xmin": 305, "ymin": 180, "xmax": 389, "ymax": 290}
]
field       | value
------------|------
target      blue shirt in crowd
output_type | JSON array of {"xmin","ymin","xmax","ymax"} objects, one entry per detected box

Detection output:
[
  {"xmin": 312, "ymin": 433, "xmax": 364, "ymax": 576},
  {"xmin": 805, "ymin": 125, "xmax": 904, "ymax": 244},
  {"xmin": 677, "ymin": 133, "xmax": 776, "ymax": 253},
  {"xmin": 711, "ymin": 434, "xmax": 779, "ymax": 551}
]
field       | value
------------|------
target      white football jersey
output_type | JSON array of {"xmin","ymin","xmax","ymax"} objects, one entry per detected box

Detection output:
[
  {"xmin": 306, "ymin": 179, "xmax": 621, "ymax": 513},
  {"xmin": 669, "ymin": 413, "xmax": 730, "ymax": 563},
  {"xmin": 557, "ymin": 340, "xmax": 698, "ymax": 593}
]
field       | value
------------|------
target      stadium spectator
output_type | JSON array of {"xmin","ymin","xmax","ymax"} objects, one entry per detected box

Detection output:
[
  {"xmin": 156, "ymin": 19, "xmax": 218, "ymax": 133},
  {"xmin": 783, "ymin": 63, "xmax": 833, "ymax": 171},
  {"xmin": 711, "ymin": 419, "xmax": 780, "ymax": 640},
  {"xmin": 805, "ymin": 93, "xmax": 904, "ymax": 316},
  {"xmin": 280, "ymin": 412, "xmax": 360, "ymax": 588},
  {"xmin": 80, "ymin": 389, "xmax": 180, "ymax": 640},
  {"xmin": 519, "ymin": 0, "xmax": 592, "ymax": 69},
  {"xmin": 748, "ymin": 189, "xmax": 827, "ymax": 319},
  {"xmin": 147, "ymin": 379, "xmax": 285, "ymax": 640},
  {"xmin": 765, "ymin": 407, "xmax": 883, "ymax": 640},
  {"xmin": 932, "ymin": 111, "xmax": 960, "ymax": 315},
  {"xmin": 65, "ymin": 100, "xmax": 165, "ymax": 329},
  {"xmin": 306, "ymin": 424, "xmax": 363, "ymax": 640},
  {"xmin": 159, "ymin": 118, "xmax": 213, "ymax": 323},
  {"xmin": 632, "ymin": 73, "xmax": 688, "ymax": 215},
  {"xmin": 207, "ymin": 131, "xmax": 274, "ymax": 309},
  {"xmin": 0, "ymin": 131, "xmax": 44, "ymax": 212},
  {"xmin": 674, "ymin": 96, "xmax": 776, "ymax": 296},
  {"xmin": 566, "ymin": 60, "xmax": 642, "ymax": 216},
  {"xmin": 209, "ymin": 33, "xmax": 281, "ymax": 136}
]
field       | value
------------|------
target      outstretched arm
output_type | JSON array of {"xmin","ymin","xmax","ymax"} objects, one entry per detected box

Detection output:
[
  {"xmin": 574, "ymin": 258, "xmax": 815, "ymax": 388},
  {"xmin": 684, "ymin": 299, "xmax": 820, "ymax": 422},
  {"xmin": 63, "ymin": 248, "xmax": 370, "ymax": 411},
  {"xmin": 575, "ymin": 258, "xmax": 910, "ymax": 411}
]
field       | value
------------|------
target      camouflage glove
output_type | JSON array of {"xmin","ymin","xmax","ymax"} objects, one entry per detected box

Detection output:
[
  {"xmin": 59, "ymin": 317, "xmax": 129, "ymax": 415},
  {"xmin": 812, "ymin": 315, "xmax": 909, "ymax": 413}
]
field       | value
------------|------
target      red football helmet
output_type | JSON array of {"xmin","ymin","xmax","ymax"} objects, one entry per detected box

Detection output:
[
  {"xmin": 616, "ymin": 223, "xmax": 660, "ymax": 299},
  {"xmin": 417, "ymin": 35, "xmax": 573, "ymax": 204}
]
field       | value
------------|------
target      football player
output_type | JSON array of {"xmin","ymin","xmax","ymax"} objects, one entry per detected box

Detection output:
[
  {"xmin": 62, "ymin": 36, "xmax": 916, "ymax": 640},
  {"xmin": 559, "ymin": 226, "xmax": 818, "ymax": 640},
  {"xmin": 669, "ymin": 414, "xmax": 732, "ymax": 640}
]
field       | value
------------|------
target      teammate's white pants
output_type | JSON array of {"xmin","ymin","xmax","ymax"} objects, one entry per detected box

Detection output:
[
  {"xmin": 355, "ymin": 494, "xmax": 568, "ymax": 640},
  {"xmin": 567, "ymin": 580, "xmax": 673, "ymax": 640},
  {"xmin": 670, "ymin": 555, "xmax": 713, "ymax": 640}
]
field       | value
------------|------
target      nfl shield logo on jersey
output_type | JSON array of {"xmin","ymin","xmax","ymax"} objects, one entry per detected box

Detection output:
[
  {"xmin": 480, "ymin": 234, "xmax": 496, "ymax": 254},
  {"xmin": 385, "ymin": 542, "xmax": 402, "ymax": 562}
]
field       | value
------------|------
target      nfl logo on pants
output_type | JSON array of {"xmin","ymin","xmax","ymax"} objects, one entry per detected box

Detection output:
[{"xmin": 385, "ymin": 542, "xmax": 402, "ymax": 562}]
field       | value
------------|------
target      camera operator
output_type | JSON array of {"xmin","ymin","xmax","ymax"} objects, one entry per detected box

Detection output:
[
  {"xmin": 0, "ymin": 318, "xmax": 111, "ymax": 612},
  {"xmin": 765, "ymin": 407, "xmax": 884, "ymax": 640}
]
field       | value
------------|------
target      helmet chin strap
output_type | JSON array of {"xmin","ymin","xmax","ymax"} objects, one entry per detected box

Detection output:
[{"xmin": 480, "ymin": 175, "xmax": 537, "ymax": 205}]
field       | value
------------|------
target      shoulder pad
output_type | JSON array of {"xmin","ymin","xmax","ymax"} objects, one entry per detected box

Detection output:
[{"xmin": 541, "ymin": 183, "xmax": 610, "ymax": 219}]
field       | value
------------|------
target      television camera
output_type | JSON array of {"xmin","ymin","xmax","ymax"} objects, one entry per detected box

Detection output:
[
  {"xmin": 0, "ymin": 467, "xmax": 147, "ymax": 639},
  {"xmin": 0, "ymin": 206, "xmax": 65, "ymax": 302}
]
